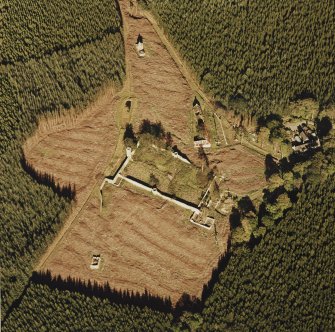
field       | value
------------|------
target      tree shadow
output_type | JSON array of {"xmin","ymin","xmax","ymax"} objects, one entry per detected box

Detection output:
[
  {"xmin": 21, "ymin": 153, "xmax": 76, "ymax": 200},
  {"xmin": 193, "ymin": 96, "xmax": 200, "ymax": 107},
  {"xmin": 139, "ymin": 119, "xmax": 165, "ymax": 138},
  {"xmin": 229, "ymin": 207, "xmax": 241, "ymax": 229},
  {"xmin": 201, "ymin": 238, "xmax": 232, "ymax": 306},
  {"xmin": 291, "ymin": 90, "xmax": 317, "ymax": 101},
  {"xmin": 31, "ymin": 270, "xmax": 173, "ymax": 313},
  {"xmin": 238, "ymin": 195, "xmax": 256, "ymax": 214},
  {"xmin": 316, "ymin": 116, "xmax": 332, "ymax": 138},
  {"xmin": 264, "ymin": 154, "xmax": 279, "ymax": 179},
  {"xmin": 137, "ymin": 33, "xmax": 143, "ymax": 44},
  {"xmin": 174, "ymin": 293, "xmax": 202, "ymax": 319},
  {"xmin": 172, "ymin": 145, "xmax": 192, "ymax": 163},
  {"xmin": 257, "ymin": 113, "xmax": 283, "ymax": 131}
]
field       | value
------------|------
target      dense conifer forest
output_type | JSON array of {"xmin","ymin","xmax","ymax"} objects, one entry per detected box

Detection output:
[
  {"xmin": 200, "ymin": 174, "xmax": 335, "ymax": 331},
  {"xmin": 2, "ymin": 282, "xmax": 174, "ymax": 332},
  {"xmin": 3, "ymin": 174, "xmax": 334, "ymax": 331},
  {"xmin": 2, "ymin": 0, "xmax": 122, "ymax": 63},
  {"xmin": 0, "ymin": 74, "xmax": 71, "ymax": 317},
  {"xmin": 140, "ymin": 0, "xmax": 335, "ymax": 114},
  {"xmin": 1, "ymin": 0, "xmax": 125, "ymax": 318},
  {"xmin": 2, "ymin": 0, "xmax": 334, "ymax": 330}
]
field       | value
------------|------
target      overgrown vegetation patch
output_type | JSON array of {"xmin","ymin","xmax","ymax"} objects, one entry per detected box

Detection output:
[{"xmin": 124, "ymin": 140, "xmax": 209, "ymax": 204}]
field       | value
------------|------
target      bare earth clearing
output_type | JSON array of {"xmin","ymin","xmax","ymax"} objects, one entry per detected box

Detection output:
[
  {"xmin": 24, "ymin": 87, "xmax": 119, "ymax": 204},
  {"xmin": 122, "ymin": 0, "xmax": 194, "ymax": 146},
  {"xmin": 44, "ymin": 184, "xmax": 226, "ymax": 302},
  {"xmin": 24, "ymin": 0, "xmax": 263, "ymax": 305},
  {"xmin": 208, "ymin": 144, "xmax": 266, "ymax": 195}
]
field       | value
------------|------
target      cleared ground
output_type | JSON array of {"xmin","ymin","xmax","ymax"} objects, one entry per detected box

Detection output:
[
  {"xmin": 208, "ymin": 144, "xmax": 265, "ymax": 196},
  {"xmin": 24, "ymin": 87, "xmax": 119, "ymax": 204},
  {"xmin": 26, "ymin": 0, "xmax": 258, "ymax": 305},
  {"xmin": 122, "ymin": 0, "xmax": 194, "ymax": 147},
  {"xmin": 44, "ymin": 184, "xmax": 227, "ymax": 303}
]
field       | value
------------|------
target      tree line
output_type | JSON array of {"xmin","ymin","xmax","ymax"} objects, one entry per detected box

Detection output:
[
  {"xmin": 20, "ymin": 155, "xmax": 76, "ymax": 200},
  {"xmin": 2, "ymin": 0, "xmax": 123, "ymax": 63},
  {"xmin": 2, "ymin": 280, "xmax": 174, "ymax": 332},
  {"xmin": 4, "ymin": 168, "xmax": 334, "ymax": 331},
  {"xmin": 1, "ymin": 0, "xmax": 125, "ymax": 319},
  {"xmin": 199, "ymin": 173, "xmax": 335, "ymax": 331},
  {"xmin": 140, "ymin": 0, "xmax": 335, "ymax": 115},
  {"xmin": 29, "ymin": 271, "xmax": 173, "ymax": 313}
]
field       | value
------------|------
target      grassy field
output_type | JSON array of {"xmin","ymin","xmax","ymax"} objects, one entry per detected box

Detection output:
[{"xmin": 124, "ymin": 142, "xmax": 209, "ymax": 204}]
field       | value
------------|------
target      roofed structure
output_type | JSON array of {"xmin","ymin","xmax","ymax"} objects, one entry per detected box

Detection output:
[{"xmin": 291, "ymin": 122, "xmax": 320, "ymax": 153}]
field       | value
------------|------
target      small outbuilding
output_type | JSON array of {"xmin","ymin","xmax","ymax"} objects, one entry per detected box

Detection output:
[
  {"xmin": 90, "ymin": 254, "xmax": 101, "ymax": 270},
  {"xmin": 136, "ymin": 34, "xmax": 145, "ymax": 57},
  {"xmin": 194, "ymin": 139, "xmax": 211, "ymax": 148}
]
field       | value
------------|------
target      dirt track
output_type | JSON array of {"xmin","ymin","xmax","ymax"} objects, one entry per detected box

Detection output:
[
  {"xmin": 122, "ymin": 0, "xmax": 194, "ymax": 146},
  {"xmin": 25, "ymin": 0, "xmax": 230, "ymax": 304}
]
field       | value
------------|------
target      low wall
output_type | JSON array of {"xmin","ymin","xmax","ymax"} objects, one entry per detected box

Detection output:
[
  {"xmin": 171, "ymin": 151, "xmax": 191, "ymax": 164},
  {"xmin": 120, "ymin": 175, "xmax": 200, "ymax": 214},
  {"xmin": 100, "ymin": 147, "xmax": 214, "ymax": 229}
]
